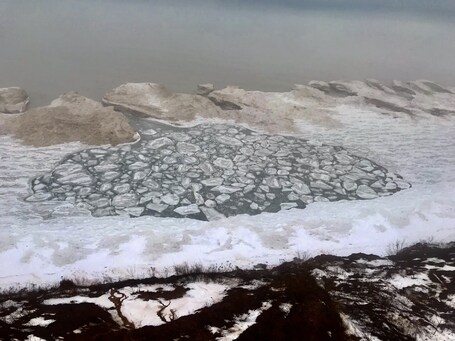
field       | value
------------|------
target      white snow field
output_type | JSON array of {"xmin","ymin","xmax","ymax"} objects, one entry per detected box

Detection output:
[{"xmin": 1, "ymin": 93, "xmax": 455, "ymax": 290}]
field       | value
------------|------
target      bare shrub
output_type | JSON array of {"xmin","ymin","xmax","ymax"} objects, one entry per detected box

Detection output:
[
  {"xmin": 173, "ymin": 262, "xmax": 204, "ymax": 276},
  {"xmin": 173, "ymin": 262, "xmax": 232, "ymax": 276},
  {"xmin": 386, "ymin": 239, "xmax": 406, "ymax": 256},
  {"xmin": 294, "ymin": 250, "xmax": 311, "ymax": 263}
]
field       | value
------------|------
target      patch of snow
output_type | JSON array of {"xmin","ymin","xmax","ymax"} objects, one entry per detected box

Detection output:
[
  {"xmin": 44, "ymin": 281, "xmax": 230, "ymax": 328},
  {"xmin": 389, "ymin": 273, "xmax": 431, "ymax": 290},
  {"xmin": 424, "ymin": 264, "xmax": 455, "ymax": 271},
  {"xmin": 26, "ymin": 336, "xmax": 47, "ymax": 341},
  {"xmin": 0, "ymin": 304, "xmax": 33, "ymax": 325},
  {"xmin": 425, "ymin": 258, "xmax": 446, "ymax": 264},
  {"xmin": 123, "ymin": 282, "xmax": 229, "ymax": 327},
  {"xmin": 325, "ymin": 266, "xmax": 354, "ymax": 280},
  {"xmin": 279, "ymin": 303, "xmax": 292, "ymax": 317},
  {"xmin": 312, "ymin": 269, "xmax": 328, "ymax": 278},
  {"xmin": 0, "ymin": 300, "xmax": 21, "ymax": 310},
  {"xmin": 25, "ymin": 317, "xmax": 55, "ymax": 327},
  {"xmin": 446, "ymin": 295, "xmax": 455, "ymax": 309},
  {"xmin": 45, "ymin": 295, "xmax": 113, "ymax": 309},
  {"xmin": 239, "ymin": 280, "xmax": 267, "ymax": 290},
  {"xmin": 416, "ymin": 326, "xmax": 455, "ymax": 341},
  {"xmin": 355, "ymin": 259, "xmax": 394, "ymax": 267},
  {"xmin": 429, "ymin": 314, "xmax": 445, "ymax": 327},
  {"xmin": 216, "ymin": 301, "xmax": 272, "ymax": 341}
]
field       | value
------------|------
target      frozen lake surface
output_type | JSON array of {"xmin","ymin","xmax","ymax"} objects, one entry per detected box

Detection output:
[
  {"xmin": 1, "ymin": 0, "xmax": 455, "ymax": 106},
  {"xmin": 26, "ymin": 119, "xmax": 409, "ymax": 220},
  {"xmin": 1, "ymin": 0, "xmax": 455, "ymax": 290},
  {"xmin": 1, "ymin": 99, "xmax": 454, "ymax": 289}
]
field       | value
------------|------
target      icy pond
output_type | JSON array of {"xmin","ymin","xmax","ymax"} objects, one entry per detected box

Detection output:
[{"xmin": 1, "ymin": 0, "xmax": 455, "ymax": 106}]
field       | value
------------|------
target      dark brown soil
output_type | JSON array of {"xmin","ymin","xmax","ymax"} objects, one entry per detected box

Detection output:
[
  {"xmin": 1, "ymin": 242, "xmax": 454, "ymax": 341},
  {"xmin": 0, "ymin": 265, "xmax": 352, "ymax": 341}
]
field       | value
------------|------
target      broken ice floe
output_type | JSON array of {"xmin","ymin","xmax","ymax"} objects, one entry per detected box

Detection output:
[{"xmin": 26, "ymin": 122, "xmax": 410, "ymax": 221}]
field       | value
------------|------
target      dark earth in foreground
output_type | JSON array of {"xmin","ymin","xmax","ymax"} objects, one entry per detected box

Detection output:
[{"xmin": 1, "ymin": 242, "xmax": 453, "ymax": 340}]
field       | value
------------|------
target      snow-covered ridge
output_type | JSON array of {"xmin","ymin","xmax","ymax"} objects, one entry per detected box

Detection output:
[{"xmin": 103, "ymin": 79, "xmax": 455, "ymax": 135}]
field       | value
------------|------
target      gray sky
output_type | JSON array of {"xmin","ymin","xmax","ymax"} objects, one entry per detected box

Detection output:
[{"xmin": 1, "ymin": 0, "xmax": 454, "ymax": 106}]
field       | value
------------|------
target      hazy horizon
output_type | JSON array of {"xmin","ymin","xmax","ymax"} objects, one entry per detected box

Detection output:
[{"xmin": 1, "ymin": 0, "xmax": 455, "ymax": 106}]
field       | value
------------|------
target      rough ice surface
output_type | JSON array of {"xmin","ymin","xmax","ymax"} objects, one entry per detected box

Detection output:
[
  {"xmin": 1, "ymin": 83, "xmax": 455, "ymax": 289},
  {"xmin": 26, "ymin": 121, "xmax": 407, "ymax": 221}
]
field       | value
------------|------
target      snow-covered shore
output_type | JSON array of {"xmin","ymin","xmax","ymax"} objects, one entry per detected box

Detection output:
[{"xmin": 1, "ymin": 80, "xmax": 454, "ymax": 290}]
